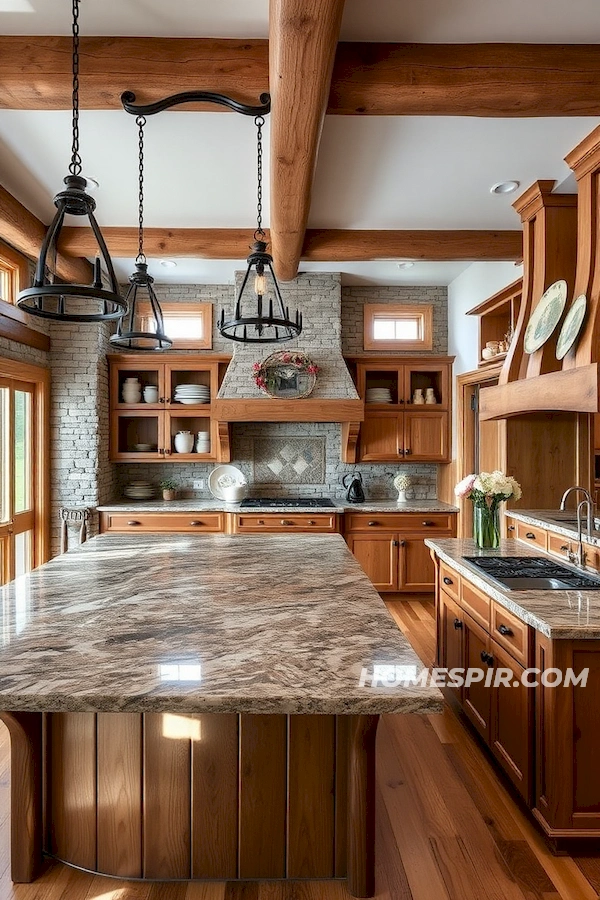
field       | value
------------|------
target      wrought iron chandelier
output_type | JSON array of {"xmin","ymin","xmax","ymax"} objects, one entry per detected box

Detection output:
[
  {"xmin": 218, "ymin": 116, "xmax": 302, "ymax": 344},
  {"xmin": 109, "ymin": 116, "xmax": 172, "ymax": 351},
  {"xmin": 16, "ymin": 0, "xmax": 125, "ymax": 323}
]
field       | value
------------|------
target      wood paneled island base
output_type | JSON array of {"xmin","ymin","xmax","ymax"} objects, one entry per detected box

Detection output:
[{"xmin": 1, "ymin": 710, "xmax": 378, "ymax": 897}]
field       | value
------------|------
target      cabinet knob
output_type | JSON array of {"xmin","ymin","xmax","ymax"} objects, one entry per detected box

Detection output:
[
  {"xmin": 443, "ymin": 576, "xmax": 453, "ymax": 585},
  {"xmin": 404, "ymin": 448, "xmax": 412, "ymax": 455},
  {"xmin": 164, "ymin": 448, "xmax": 171, "ymax": 456},
  {"xmin": 508, "ymin": 525, "xmax": 515, "ymax": 531},
  {"xmin": 480, "ymin": 650, "xmax": 493, "ymax": 666},
  {"xmin": 392, "ymin": 540, "xmax": 400, "ymax": 547},
  {"xmin": 422, "ymin": 520, "xmax": 434, "ymax": 527},
  {"xmin": 398, "ymin": 448, "xmax": 404, "ymax": 456},
  {"xmin": 257, "ymin": 519, "xmax": 265, "ymax": 525},
  {"xmin": 399, "ymin": 539, "xmax": 406, "ymax": 546},
  {"xmin": 525, "ymin": 532, "xmax": 536, "ymax": 540},
  {"xmin": 453, "ymin": 617, "xmax": 463, "ymax": 630},
  {"xmin": 190, "ymin": 521, "xmax": 201, "ymax": 526},
  {"xmin": 127, "ymin": 520, "xmax": 141, "ymax": 526},
  {"xmin": 368, "ymin": 521, "xmax": 378, "ymax": 526},
  {"xmin": 308, "ymin": 520, "xmax": 316, "ymax": 525},
  {"xmin": 281, "ymin": 519, "xmax": 293, "ymax": 526},
  {"xmin": 159, "ymin": 397, "xmax": 165, "ymax": 403},
  {"xmin": 497, "ymin": 624, "xmax": 513, "ymax": 637}
]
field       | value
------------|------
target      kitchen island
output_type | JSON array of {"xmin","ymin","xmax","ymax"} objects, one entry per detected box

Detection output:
[{"xmin": 0, "ymin": 532, "xmax": 441, "ymax": 896}]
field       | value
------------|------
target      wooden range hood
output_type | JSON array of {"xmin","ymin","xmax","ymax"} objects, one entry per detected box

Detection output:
[{"xmin": 480, "ymin": 125, "xmax": 600, "ymax": 421}]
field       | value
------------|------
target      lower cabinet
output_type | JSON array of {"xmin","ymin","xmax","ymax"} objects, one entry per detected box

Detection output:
[
  {"xmin": 461, "ymin": 613, "xmax": 492, "ymax": 743},
  {"xmin": 346, "ymin": 534, "xmax": 399, "ymax": 592},
  {"xmin": 491, "ymin": 641, "xmax": 532, "ymax": 802}
]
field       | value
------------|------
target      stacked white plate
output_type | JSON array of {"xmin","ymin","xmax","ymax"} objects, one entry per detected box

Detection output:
[
  {"xmin": 174, "ymin": 384, "xmax": 210, "ymax": 405},
  {"xmin": 195, "ymin": 432, "xmax": 211, "ymax": 453},
  {"xmin": 366, "ymin": 388, "xmax": 393, "ymax": 404},
  {"xmin": 123, "ymin": 480, "xmax": 155, "ymax": 500}
]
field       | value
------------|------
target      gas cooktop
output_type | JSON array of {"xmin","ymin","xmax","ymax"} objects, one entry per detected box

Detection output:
[
  {"xmin": 463, "ymin": 556, "xmax": 600, "ymax": 591},
  {"xmin": 239, "ymin": 497, "xmax": 337, "ymax": 509}
]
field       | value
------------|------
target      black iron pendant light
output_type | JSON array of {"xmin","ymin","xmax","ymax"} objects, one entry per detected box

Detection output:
[
  {"xmin": 109, "ymin": 116, "xmax": 172, "ymax": 351},
  {"xmin": 17, "ymin": 0, "xmax": 126, "ymax": 323},
  {"xmin": 218, "ymin": 116, "xmax": 302, "ymax": 344}
]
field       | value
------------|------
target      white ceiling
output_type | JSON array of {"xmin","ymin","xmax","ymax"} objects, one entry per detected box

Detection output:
[{"xmin": 2, "ymin": 0, "xmax": 600, "ymax": 42}]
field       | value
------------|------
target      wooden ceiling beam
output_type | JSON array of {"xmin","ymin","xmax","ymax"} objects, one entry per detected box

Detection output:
[
  {"xmin": 57, "ymin": 226, "xmax": 523, "ymax": 262},
  {"xmin": 0, "ymin": 184, "xmax": 92, "ymax": 284},
  {"xmin": 0, "ymin": 38, "xmax": 599, "ymax": 117},
  {"xmin": 269, "ymin": 0, "xmax": 347, "ymax": 281}
]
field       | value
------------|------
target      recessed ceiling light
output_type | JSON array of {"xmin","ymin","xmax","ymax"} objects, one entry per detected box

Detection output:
[
  {"xmin": 397, "ymin": 261, "xmax": 415, "ymax": 269},
  {"xmin": 159, "ymin": 259, "xmax": 177, "ymax": 268},
  {"xmin": 83, "ymin": 176, "xmax": 100, "ymax": 191},
  {"xmin": 490, "ymin": 180, "xmax": 520, "ymax": 195}
]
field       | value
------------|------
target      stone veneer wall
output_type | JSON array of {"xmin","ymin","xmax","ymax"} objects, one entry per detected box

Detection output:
[{"xmin": 342, "ymin": 285, "xmax": 448, "ymax": 356}]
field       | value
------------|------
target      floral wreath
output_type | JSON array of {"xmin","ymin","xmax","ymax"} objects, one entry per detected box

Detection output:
[{"xmin": 252, "ymin": 351, "xmax": 319, "ymax": 397}]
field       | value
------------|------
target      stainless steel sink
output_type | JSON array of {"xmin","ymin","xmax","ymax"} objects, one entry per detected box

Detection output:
[{"xmin": 462, "ymin": 556, "xmax": 600, "ymax": 591}]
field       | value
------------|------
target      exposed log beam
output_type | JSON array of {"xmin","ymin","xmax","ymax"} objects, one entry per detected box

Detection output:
[
  {"xmin": 58, "ymin": 226, "xmax": 522, "ymax": 263},
  {"xmin": 0, "ymin": 37, "xmax": 269, "ymax": 111},
  {"xmin": 0, "ymin": 184, "xmax": 92, "ymax": 284},
  {"xmin": 1, "ymin": 38, "xmax": 599, "ymax": 118},
  {"xmin": 330, "ymin": 43, "xmax": 600, "ymax": 116},
  {"xmin": 269, "ymin": 0, "xmax": 347, "ymax": 281}
]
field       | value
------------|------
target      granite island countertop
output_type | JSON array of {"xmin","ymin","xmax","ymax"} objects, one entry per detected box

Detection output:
[
  {"xmin": 426, "ymin": 537, "xmax": 600, "ymax": 639},
  {"xmin": 97, "ymin": 499, "xmax": 459, "ymax": 515},
  {"xmin": 0, "ymin": 533, "xmax": 442, "ymax": 715}
]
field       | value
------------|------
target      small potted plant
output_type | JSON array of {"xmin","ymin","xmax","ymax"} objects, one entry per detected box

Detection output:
[
  {"xmin": 393, "ymin": 473, "xmax": 412, "ymax": 503},
  {"xmin": 160, "ymin": 478, "xmax": 178, "ymax": 501}
]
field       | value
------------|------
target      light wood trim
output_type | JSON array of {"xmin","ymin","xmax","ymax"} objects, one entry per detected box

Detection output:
[
  {"xmin": 212, "ymin": 397, "xmax": 365, "ymax": 422},
  {"xmin": 363, "ymin": 303, "xmax": 433, "ymax": 352},
  {"xmin": 59, "ymin": 226, "xmax": 523, "ymax": 263},
  {"xmin": 0, "ymin": 184, "xmax": 91, "ymax": 284},
  {"xmin": 139, "ymin": 301, "xmax": 213, "ymax": 350},
  {"xmin": 0, "ymin": 239, "xmax": 30, "ymax": 302},
  {"xmin": 341, "ymin": 421, "xmax": 360, "ymax": 463},
  {"xmin": 480, "ymin": 364, "xmax": 600, "ymax": 419},
  {"xmin": 466, "ymin": 278, "xmax": 523, "ymax": 317},
  {"xmin": 268, "ymin": 0, "xmax": 347, "ymax": 281},
  {"xmin": 0, "ymin": 712, "xmax": 43, "ymax": 883},
  {"xmin": 4, "ymin": 37, "xmax": 600, "ymax": 118},
  {"xmin": 0, "ymin": 302, "xmax": 50, "ymax": 352}
]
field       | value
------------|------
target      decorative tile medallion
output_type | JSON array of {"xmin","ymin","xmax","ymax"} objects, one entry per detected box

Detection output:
[{"xmin": 252, "ymin": 437, "xmax": 326, "ymax": 484}]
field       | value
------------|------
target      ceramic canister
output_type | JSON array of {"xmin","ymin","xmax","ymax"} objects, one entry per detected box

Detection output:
[
  {"xmin": 425, "ymin": 388, "xmax": 436, "ymax": 404},
  {"xmin": 143, "ymin": 386, "xmax": 159, "ymax": 403},
  {"xmin": 174, "ymin": 431, "xmax": 194, "ymax": 453},
  {"xmin": 412, "ymin": 388, "xmax": 425, "ymax": 404}
]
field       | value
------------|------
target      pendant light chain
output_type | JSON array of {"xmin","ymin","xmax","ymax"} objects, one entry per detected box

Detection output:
[
  {"xmin": 68, "ymin": 0, "xmax": 82, "ymax": 176},
  {"xmin": 254, "ymin": 115, "xmax": 265, "ymax": 239},
  {"xmin": 136, "ymin": 115, "xmax": 147, "ymax": 264}
]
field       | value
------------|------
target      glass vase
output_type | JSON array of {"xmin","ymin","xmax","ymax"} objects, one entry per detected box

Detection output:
[{"xmin": 473, "ymin": 504, "xmax": 500, "ymax": 549}]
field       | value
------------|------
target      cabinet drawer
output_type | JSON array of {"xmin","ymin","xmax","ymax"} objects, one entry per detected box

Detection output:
[
  {"xmin": 234, "ymin": 514, "xmax": 338, "ymax": 533},
  {"xmin": 101, "ymin": 513, "xmax": 224, "ymax": 532},
  {"xmin": 491, "ymin": 603, "xmax": 531, "ymax": 667},
  {"xmin": 345, "ymin": 513, "xmax": 454, "ymax": 532},
  {"xmin": 460, "ymin": 580, "xmax": 490, "ymax": 630},
  {"xmin": 547, "ymin": 532, "xmax": 573, "ymax": 560},
  {"xmin": 516, "ymin": 522, "xmax": 548, "ymax": 551},
  {"xmin": 439, "ymin": 563, "xmax": 459, "ymax": 601}
]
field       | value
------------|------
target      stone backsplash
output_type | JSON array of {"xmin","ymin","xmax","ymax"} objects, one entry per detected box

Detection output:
[{"xmin": 116, "ymin": 422, "xmax": 438, "ymax": 502}]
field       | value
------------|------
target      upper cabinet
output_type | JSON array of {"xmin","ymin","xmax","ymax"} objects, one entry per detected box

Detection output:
[
  {"xmin": 348, "ymin": 357, "xmax": 453, "ymax": 463},
  {"xmin": 108, "ymin": 354, "xmax": 231, "ymax": 462}
]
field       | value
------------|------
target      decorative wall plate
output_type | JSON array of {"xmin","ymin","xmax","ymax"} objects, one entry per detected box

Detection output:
[
  {"xmin": 208, "ymin": 465, "xmax": 247, "ymax": 500},
  {"xmin": 556, "ymin": 293, "xmax": 587, "ymax": 360},
  {"xmin": 523, "ymin": 280, "xmax": 568, "ymax": 354}
]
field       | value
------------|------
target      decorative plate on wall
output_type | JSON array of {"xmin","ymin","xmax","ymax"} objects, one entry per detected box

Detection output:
[
  {"xmin": 556, "ymin": 293, "xmax": 587, "ymax": 360},
  {"xmin": 523, "ymin": 280, "xmax": 568, "ymax": 354}
]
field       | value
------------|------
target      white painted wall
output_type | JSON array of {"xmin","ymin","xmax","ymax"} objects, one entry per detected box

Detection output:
[{"xmin": 448, "ymin": 261, "xmax": 523, "ymax": 377}]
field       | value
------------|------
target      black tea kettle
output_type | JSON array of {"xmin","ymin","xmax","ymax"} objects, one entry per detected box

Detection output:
[{"xmin": 343, "ymin": 472, "xmax": 365, "ymax": 504}]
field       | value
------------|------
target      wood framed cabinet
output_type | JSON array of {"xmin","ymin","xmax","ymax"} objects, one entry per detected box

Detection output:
[
  {"xmin": 108, "ymin": 354, "xmax": 231, "ymax": 463},
  {"xmin": 345, "ymin": 512, "xmax": 457, "ymax": 593},
  {"xmin": 347, "ymin": 357, "xmax": 453, "ymax": 463}
]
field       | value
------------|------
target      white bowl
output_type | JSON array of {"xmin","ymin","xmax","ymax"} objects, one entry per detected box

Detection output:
[{"xmin": 220, "ymin": 483, "xmax": 248, "ymax": 502}]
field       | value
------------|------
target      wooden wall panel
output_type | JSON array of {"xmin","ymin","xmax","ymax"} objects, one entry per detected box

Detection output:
[
  {"xmin": 288, "ymin": 715, "xmax": 336, "ymax": 877},
  {"xmin": 191, "ymin": 713, "xmax": 238, "ymax": 878},
  {"xmin": 97, "ymin": 713, "xmax": 142, "ymax": 878},
  {"xmin": 239, "ymin": 714, "xmax": 287, "ymax": 878},
  {"xmin": 335, "ymin": 715, "xmax": 348, "ymax": 878},
  {"xmin": 48, "ymin": 713, "xmax": 96, "ymax": 870},
  {"xmin": 143, "ymin": 712, "xmax": 191, "ymax": 879}
]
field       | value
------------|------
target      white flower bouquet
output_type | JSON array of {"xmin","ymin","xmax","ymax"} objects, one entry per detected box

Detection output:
[{"xmin": 455, "ymin": 470, "xmax": 522, "ymax": 548}]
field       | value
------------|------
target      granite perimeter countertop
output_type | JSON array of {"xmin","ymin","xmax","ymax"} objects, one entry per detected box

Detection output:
[
  {"xmin": 506, "ymin": 509, "xmax": 600, "ymax": 546},
  {"xmin": 97, "ymin": 499, "xmax": 459, "ymax": 515},
  {"xmin": 426, "ymin": 537, "xmax": 600, "ymax": 639},
  {"xmin": 0, "ymin": 533, "xmax": 442, "ymax": 715}
]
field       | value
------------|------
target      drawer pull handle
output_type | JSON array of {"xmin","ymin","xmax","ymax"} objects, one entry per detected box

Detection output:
[
  {"xmin": 560, "ymin": 544, "xmax": 569, "ymax": 552},
  {"xmin": 498, "ymin": 624, "xmax": 513, "ymax": 637},
  {"xmin": 525, "ymin": 532, "xmax": 536, "ymax": 539},
  {"xmin": 453, "ymin": 618, "xmax": 463, "ymax": 630},
  {"xmin": 508, "ymin": 525, "xmax": 515, "ymax": 531},
  {"xmin": 127, "ymin": 520, "xmax": 141, "ymax": 526},
  {"xmin": 480, "ymin": 650, "xmax": 493, "ymax": 666},
  {"xmin": 422, "ymin": 520, "xmax": 434, "ymax": 526},
  {"xmin": 443, "ymin": 576, "xmax": 453, "ymax": 585},
  {"xmin": 257, "ymin": 519, "xmax": 265, "ymax": 525},
  {"xmin": 392, "ymin": 540, "xmax": 400, "ymax": 547},
  {"xmin": 281, "ymin": 519, "xmax": 293, "ymax": 526},
  {"xmin": 308, "ymin": 520, "xmax": 316, "ymax": 525},
  {"xmin": 404, "ymin": 448, "xmax": 412, "ymax": 455},
  {"xmin": 190, "ymin": 521, "xmax": 202, "ymax": 526},
  {"xmin": 398, "ymin": 448, "xmax": 404, "ymax": 456},
  {"xmin": 368, "ymin": 521, "xmax": 378, "ymax": 527}
]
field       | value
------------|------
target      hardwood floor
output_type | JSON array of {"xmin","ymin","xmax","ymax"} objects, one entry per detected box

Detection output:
[{"xmin": 0, "ymin": 596, "xmax": 599, "ymax": 899}]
